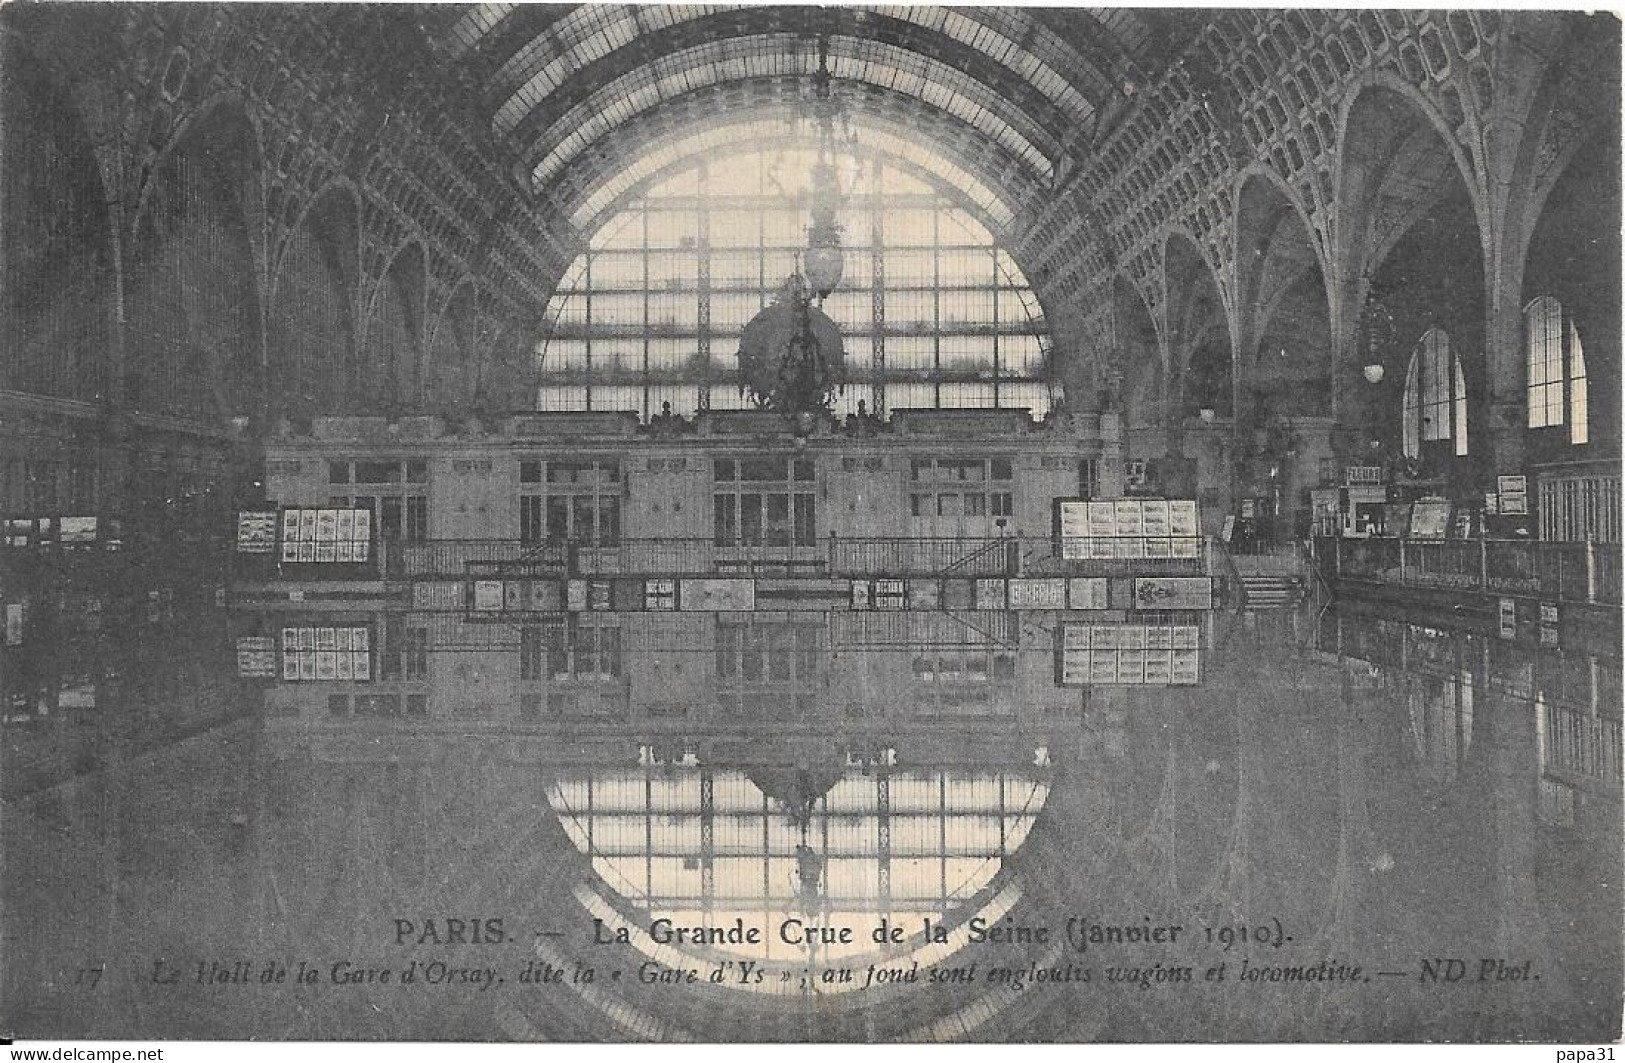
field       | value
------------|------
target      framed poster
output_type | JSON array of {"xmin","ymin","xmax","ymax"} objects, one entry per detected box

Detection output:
[
  {"xmin": 60, "ymin": 516, "xmax": 98, "ymax": 544},
  {"xmin": 279, "ymin": 626, "xmax": 372, "ymax": 682},
  {"xmin": 1056, "ymin": 500, "xmax": 1088, "ymax": 536},
  {"xmin": 1113, "ymin": 498, "xmax": 1144, "ymax": 537},
  {"xmin": 237, "ymin": 511, "xmax": 277, "ymax": 553},
  {"xmin": 1008, "ymin": 578, "xmax": 1065, "ymax": 610},
  {"xmin": 679, "ymin": 578, "xmax": 755, "ymax": 611},
  {"xmin": 279, "ymin": 508, "xmax": 372, "ymax": 563},
  {"xmin": 1056, "ymin": 624, "xmax": 1203, "ymax": 686},
  {"xmin": 907, "ymin": 579, "xmax": 941, "ymax": 610},
  {"xmin": 1132, "ymin": 577, "xmax": 1214, "ymax": 611},
  {"xmin": 1141, "ymin": 499, "xmax": 1170, "ymax": 535},
  {"xmin": 1086, "ymin": 500, "xmax": 1117, "ymax": 537},
  {"xmin": 1408, "ymin": 499, "xmax": 1453, "ymax": 540},
  {"xmin": 472, "ymin": 580, "xmax": 505, "ymax": 612},
  {"xmin": 1055, "ymin": 499, "xmax": 1090, "ymax": 554},
  {"xmin": 1498, "ymin": 474, "xmax": 1529, "ymax": 515},
  {"xmin": 1067, "ymin": 577, "xmax": 1109, "ymax": 610},
  {"xmin": 1169, "ymin": 499, "xmax": 1200, "ymax": 536}
]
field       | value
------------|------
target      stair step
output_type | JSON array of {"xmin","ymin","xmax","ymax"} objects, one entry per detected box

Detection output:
[{"xmin": 1236, "ymin": 573, "xmax": 1306, "ymax": 610}]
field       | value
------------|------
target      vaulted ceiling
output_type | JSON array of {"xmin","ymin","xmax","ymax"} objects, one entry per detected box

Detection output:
[{"xmin": 412, "ymin": 5, "xmax": 1202, "ymax": 232}]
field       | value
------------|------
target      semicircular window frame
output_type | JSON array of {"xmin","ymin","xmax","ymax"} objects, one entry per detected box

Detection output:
[{"xmin": 535, "ymin": 142, "xmax": 1060, "ymax": 423}]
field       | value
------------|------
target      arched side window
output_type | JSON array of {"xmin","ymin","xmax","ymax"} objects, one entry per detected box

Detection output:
[
  {"xmin": 1401, "ymin": 328, "xmax": 1467, "ymax": 459},
  {"xmin": 1524, "ymin": 296, "xmax": 1588, "ymax": 445}
]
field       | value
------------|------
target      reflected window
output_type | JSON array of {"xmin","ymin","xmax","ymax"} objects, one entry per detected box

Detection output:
[
  {"xmin": 911, "ymin": 647, "xmax": 1017, "ymax": 716},
  {"xmin": 549, "ymin": 767, "xmax": 1049, "ymax": 974},
  {"xmin": 327, "ymin": 458, "xmax": 429, "ymax": 542},
  {"xmin": 521, "ymin": 622, "xmax": 621, "ymax": 684},
  {"xmin": 714, "ymin": 622, "xmax": 823, "ymax": 717}
]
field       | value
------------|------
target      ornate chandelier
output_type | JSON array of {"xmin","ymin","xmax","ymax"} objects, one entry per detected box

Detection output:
[
  {"xmin": 802, "ymin": 35, "xmax": 846, "ymax": 302},
  {"xmin": 736, "ymin": 34, "xmax": 851, "ymax": 435}
]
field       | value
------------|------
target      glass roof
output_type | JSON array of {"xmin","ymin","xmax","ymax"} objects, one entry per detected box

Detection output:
[
  {"xmin": 491, "ymin": 6, "xmax": 723, "ymax": 134},
  {"xmin": 459, "ymin": 5, "xmax": 1116, "ymax": 128},
  {"xmin": 441, "ymin": 1, "xmax": 515, "ymax": 59},
  {"xmin": 523, "ymin": 34, "xmax": 1056, "ymax": 192},
  {"xmin": 485, "ymin": 5, "xmax": 1102, "ymax": 142},
  {"xmin": 563, "ymin": 113, "xmax": 1024, "ymax": 232}
]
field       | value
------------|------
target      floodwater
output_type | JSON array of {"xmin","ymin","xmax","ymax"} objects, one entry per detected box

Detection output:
[{"xmin": 3, "ymin": 587, "xmax": 1619, "ymax": 1042}]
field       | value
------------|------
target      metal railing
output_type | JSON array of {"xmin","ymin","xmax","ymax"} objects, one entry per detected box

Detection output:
[
  {"xmin": 295, "ymin": 533, "xmax": 1227, "ymax": 583},
  {"xmin": 1209, "ymin": 536, "xmax": 1245, "ymax": 611},
  {"xmin": 1405, "ymin": 540, "xmax": 1482, "ymax": 588},
  {"xmin": 829, "ymin": 537, "xmax": 1017, "ymax": 576},
  {"xmin": 579, "ymin": 541, "xmax": 823, "ymax": 577},
  {"xmin": 1320, "ymin": 535, "xmax": 1620, "ymax": 606},
  {"xmin": 395, "ymin": 539, "xmax": 547, "ymax": 579},
  {"xmin": 1543, "ymin": 701, "xmax": 1624, "ymax": 789}
]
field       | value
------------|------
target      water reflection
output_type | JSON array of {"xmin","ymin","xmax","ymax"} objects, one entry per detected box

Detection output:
[
  {"xmin": 552, "ymin": 765, "xmax": 1046, "ymax": 981},
  {"xmin": 1, "ymin": 593, "xmax": 1618, "ymax": 1041}
]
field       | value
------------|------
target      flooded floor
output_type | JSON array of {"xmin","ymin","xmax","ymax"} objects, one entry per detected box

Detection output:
[{"xmin": 3, "ymin": 590, "xmax": 1619, "ymax": 1042}]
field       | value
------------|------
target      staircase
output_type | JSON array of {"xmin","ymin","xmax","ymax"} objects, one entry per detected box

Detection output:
[
  {"xmin": 1218, "ymin": 542, "xmax": 1314, "ymax": 611},
  {"xmin": 1238, "ymin": 574, "xmax": 1306, "ymax": 610}
]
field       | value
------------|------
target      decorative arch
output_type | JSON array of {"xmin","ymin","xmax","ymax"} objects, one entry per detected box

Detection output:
[
  {"xmin": 1337, "ymin": 81, "xmax": 1487, "ymax": 475},
  {"xmin": 269, "ymin": 177, "xmax": 363, "ymax": 300},
  {"xmin": 1332, "ymin": 77, "xmax": 1487, "ymax": 421},
  {"xmin": 268, "ymin": 184, "xmax": 360, "ymax": 418},
  {"xmin": 1502, "ymin": 15, "xmax": 1620, "ymax": 283},
  {"xmin": 1233, "ymin": 171, "xmax": 1332, "ymax": 416},
  {"xmin": 1162, "ymin": 231, "xmax": 1231, "ymax": 423},
  {"xmin": 1334, "ymin": 70, "xmax": 1486, "ymax": 250},
  {"xmin": 1517, "ymin": 121, "xmax": 1619, "ymax": 464},
  {"xmin": 1113, "ymin": 273, "xmax": 1164, "ymax": 432},
  {"xmin": 1230, "ymin": 163, "xmax": 1323, "ymax": 276},
  {"xmin": 0, "ymin": 32, "xmax": 116, "ymax": 404},
  {"xmin": 425, "ymin": 280, "xmax": 482, "ymax": 415},
  {"xmin": 362, "ymin": 241, "xmax": 427, "ymax": 412},
  {"xmin": 125, "ymin": 97, "xmax": 267, "ymax": 424}
]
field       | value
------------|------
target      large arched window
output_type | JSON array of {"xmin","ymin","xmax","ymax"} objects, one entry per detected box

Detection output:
[
  {"xmin": 1524, "ymin": 295, "xmax": 1588, "ymax": 445},
  {"xmin": 536, "ymin": 146, "xmax": 1056, "ymax": 421},
  {"xmin": 1401, "ymin": 328, "xmax": 1467, "ymax": 459}
]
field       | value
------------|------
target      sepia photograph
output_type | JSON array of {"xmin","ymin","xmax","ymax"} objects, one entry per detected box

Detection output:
[{"xmin": 0, "ymin": 2, "xmax": 1619, "ymax": 1050}]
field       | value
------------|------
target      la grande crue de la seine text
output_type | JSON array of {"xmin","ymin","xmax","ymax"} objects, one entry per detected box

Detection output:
[{"xmin": 592, "ymin": 915, "xmax": 1284, "ymax": 952}]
